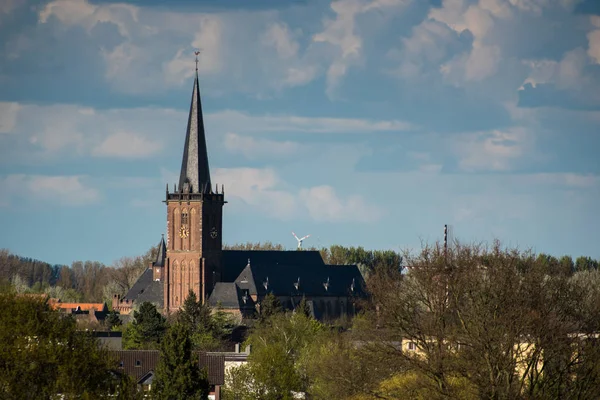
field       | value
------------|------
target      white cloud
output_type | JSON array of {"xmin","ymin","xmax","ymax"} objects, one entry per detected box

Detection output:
[
  {"xmin": 213, "ymin": 167, "xmax": 297, "ymax": 220},
  {"xmin": 92, "ymin": 131, "xmax": 163, "ymax": 158},
  {"xmin": 164, "ymin": 16, "xmax": 224, "ymax": 85},
  {"xmin": 38, "ymin": 0, "xmax": 321, "ymax": 95},
  {"xmin": 313, "ymin": 0, "xmax": 409, "ymax": 97},
  {"xmin": 1, "ymin": 103, "xmax": 179, "ymax": 161},
  {"xmin": 213, "ymin": 167, "xmax": 383, "ymax": 222},
  {"xmin": 209, "ymin": 109, "xmax": 414, "ymax": 134},
  {"xmin": 223, "ymin": 133, "xmax": 304, "ymax": 160},
  {"xmin": 0, "ymin": 174, "xmax": 100, "ymax": 206},
  {"xmin": 39, "ymin": 0, "xmax": 138, "ymax": 38},
  {"xmin": 455, "ymin": 127, "xmax": 534, "ymax": 172},
  {"xmin": 262, "ymin": 22, "xmax": 299, "ymax": 60},
  {"xmin": 0, "ymin": 102, "xmax": 20, "ymax": 133},
  {"xmin": 587, "ymin": 28, "xmax": 600, "ymax": 64},
  {"xmin": 300, "ymin": 185, "xmax": 384, "ymax": 222}
]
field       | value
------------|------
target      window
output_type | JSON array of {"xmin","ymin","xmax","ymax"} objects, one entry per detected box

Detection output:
[
  {"xmin": 181, "ymin": 212, "xmax": 188, "ymax": 225},
  {"xmin": 407, "ymin": 342, "xmax": 416, "ymax": 351},
  {"xmin": 135, "ymin": 360, "xmax": 141, "ymax": 367}
]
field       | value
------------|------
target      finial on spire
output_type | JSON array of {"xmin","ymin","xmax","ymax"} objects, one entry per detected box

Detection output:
[{"xmin": 194, "ymin": 50, "xmax": 201, "ymax": 72}]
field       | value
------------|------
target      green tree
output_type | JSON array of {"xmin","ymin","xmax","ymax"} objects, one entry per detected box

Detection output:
[
  {"xmin": 106, "ymin": 310, "xmax": 122, "ymax": 330},
  {"xmin": 177, "ymin": 290, "xmax": 234, "ymax": 351},
  {"xmin": 0, "ymin": 293, "xmax": 134, "ymax": 399},
  {"xmin": 123, "ymin": 302, "xmax": 166, "ymax": 349},
  {"xmin": 259, "ymin": 293, "xmax": 282, "ymax": 320},
  {"xmin": 153, "ymin": 323, "xmax": 209, "ymax": 400},
  {"xmin": 224, "ymin": 312, "xmax": 325, "ymax": 400}
]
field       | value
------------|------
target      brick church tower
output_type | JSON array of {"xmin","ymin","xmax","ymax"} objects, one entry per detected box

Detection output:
[{"xmin": 163, "ymin": 67, "xmax": 226, "ymax": 313}]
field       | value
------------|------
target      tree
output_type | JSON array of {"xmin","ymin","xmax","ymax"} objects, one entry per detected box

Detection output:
[
  {"xmin": 153, "ymin": 323, "xmax": 209, "ymax": 400},
  {"xmin": 224, "ymin": 312, "xmax": 325, "ymax": 400},
  {"xmin": 259, "ymin": 293, "xmax": 282, "ymax": 320},
  {"xmin": 0, "ymin": 293, "xmax": 133, "ymax": 399},
  {"xmin": 351, "ymin": 241, "xmax": 600, "ymax": 400},
  {"xmin": 123, "ymin": 302, "xmax": 166, "ymax": 349},
  {"xmin": 296, "ymin": 296, "xmax": 312, "ymax": 318},
  {"xmin": 106, "ymin": 310, "xmax": 122, "ymax": 330},
  {"xmin": 179, "ymin": 290, "xmax": 212, "ymax": 331}
]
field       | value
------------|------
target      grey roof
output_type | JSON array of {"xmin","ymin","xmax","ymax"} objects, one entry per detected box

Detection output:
[
  {"xmin": 123, "ymin": 268, "xmax": 164, "ymax": 309},
  {"xmin": 153, "ymin": 236, "xmax": 167, "ymax": 267},
  {"xmin": 221, "ymin": 250, "xmax": 325, "ymax": 282},
  {"xmin": 207, "ymin": 282, "xmax": 256, "ymax": 311},
  {"xmin": 234, "ymin": 261, "xmax": 365, "ymax": 298},
  {"xmin": 178, "ymin": 70, "xmax": 211, "ymax": 194}
]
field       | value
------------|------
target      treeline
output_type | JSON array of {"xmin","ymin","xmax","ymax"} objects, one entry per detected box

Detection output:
[
  {"xmin": 2, "ymin": 243, "xmax": 599, "ymax": 306},
  {"xmin": 224, "ymin": 241, "xmax": 600, "ymax": 399},
  {"xmin": 0, "ymin": 247, "xmax": 158, "ymax": 303}
]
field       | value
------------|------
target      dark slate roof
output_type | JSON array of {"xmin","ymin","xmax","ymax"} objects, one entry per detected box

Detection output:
[
  {"xmin": 234, "ymin": 262, "xmax": 365, "ymax": 298},
  {"xmin": 123, "ymin": 268, "xmax": 164, "ymax": 309},
  {"xmin": 207, "ymin": 282, "xmax": 256, "ymax": 311},
  {"xmin": 153, "ymin": 236, "xmax": 167, "ymax": 268},
  {"xmin": 222, "ymin": 250, "xmax": 325, "ymax": 282},
  {"xmin": 178, "ymin": 70, "xmax": 211, "ymax": 194}
]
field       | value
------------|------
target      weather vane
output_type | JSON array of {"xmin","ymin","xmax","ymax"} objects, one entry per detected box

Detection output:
[{"xmin": 194, "ymin": 50, "xmax": 201, "ymax": 71}]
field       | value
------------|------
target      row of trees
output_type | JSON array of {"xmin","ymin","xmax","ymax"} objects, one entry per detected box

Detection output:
[
  {"xmin": 0, "ymin": 247, "xmax": 157, "ymax": 303},
  {"xmin": 223, "ymin": 241, "xmax": 600, "ymax": 400}
]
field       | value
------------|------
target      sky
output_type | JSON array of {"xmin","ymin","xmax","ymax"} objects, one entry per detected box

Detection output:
[{"xmin": 1, "ymin": 0, "xmax": 599, "ymax": 266}]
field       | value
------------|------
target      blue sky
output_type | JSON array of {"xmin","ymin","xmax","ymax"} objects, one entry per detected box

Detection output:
[{"xmin": 1, "ymin": 0, "xmax": 599, "ymax": 265}]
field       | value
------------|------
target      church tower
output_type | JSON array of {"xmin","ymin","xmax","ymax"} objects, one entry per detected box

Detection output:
[{"xmin": 164, "ymin": 65, "xmax": 226, "ymax": 313}]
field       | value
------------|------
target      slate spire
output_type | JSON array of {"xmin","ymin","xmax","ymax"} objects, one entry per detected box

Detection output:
[
  {"xmin": 178, "ymin": 65, "xmax": 211, "ymax": 194},
  {"xmin": 154, "ymin": 235, "xmax": 167, "ymax": 267}
]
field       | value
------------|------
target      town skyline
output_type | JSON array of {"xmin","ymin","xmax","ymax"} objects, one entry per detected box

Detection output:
[{"xmin": 1, "ymin": 0, "xmax": 600, "ymax": 265}]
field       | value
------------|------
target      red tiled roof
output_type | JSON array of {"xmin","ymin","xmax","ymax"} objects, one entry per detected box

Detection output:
[{"xmin": 54, "ymin": 303, "xmax": 106, "ymax": 311}]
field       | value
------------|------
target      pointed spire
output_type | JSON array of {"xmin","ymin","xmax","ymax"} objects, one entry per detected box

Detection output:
[
  {"xmin": 154, "ymin": 235, "xmax": 167, "ymax": 267},
  {"xmin": 178, "ymin": 57, "xmax": 211, "ymax": 194}
]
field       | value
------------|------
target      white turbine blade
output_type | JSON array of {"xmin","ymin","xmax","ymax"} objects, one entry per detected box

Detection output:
[
  {"xmin": 292, "ymin": 231, "xmax": 300, "ymax": 241},
  {"xmin": 300, "ymin": 234, "xmax": 311, "ymax": 241}
]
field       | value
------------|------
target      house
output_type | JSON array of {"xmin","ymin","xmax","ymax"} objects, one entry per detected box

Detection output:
[{"xmin": 111, "ymin": 347, "xmax": 250, "ymax": 399}]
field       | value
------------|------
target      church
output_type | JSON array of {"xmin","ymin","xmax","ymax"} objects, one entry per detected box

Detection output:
[{"xmin": 112, "ymin": 65, "xmax": 365, "ymax": 322}]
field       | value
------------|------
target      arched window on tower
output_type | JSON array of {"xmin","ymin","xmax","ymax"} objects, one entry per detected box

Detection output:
[{"xmin": 181, "ymin": 211, "xmax": 189, "ymax": 225}]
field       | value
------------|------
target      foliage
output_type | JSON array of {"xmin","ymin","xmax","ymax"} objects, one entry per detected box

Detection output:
[
  {"xmin": 0, "ymin": 293, "xmax": 134, "ymax": 399},
  {"xmin": 177, "ymin": 289, "xmax": 234, "ymax": 351},
  {"xmin": 223, "ymin": 311, "xmax": 325, "ymax": 400},
  {"xmin": 106, "ymin": 310, "xmax": 122, "ymax": 330},
  {"xmin": 353, "ymin": 241, "xmax": 600, "ymax": 400},
  {"xmin": 152, "ymin": 323, "xmax": 209, "ymax": 400},
  {"xmin": 259, "ymin": 292, "xmax": 282, "ymax": 320},
  {"xmin": 123, "ymin": 302, "xmax": 166, "ymax": 349}
]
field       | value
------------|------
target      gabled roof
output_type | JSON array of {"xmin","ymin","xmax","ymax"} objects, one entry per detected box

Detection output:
[
  {"xmin": 110, "ymin": 350, "xmax": 226, "ymax": 386},
  {"xmin": 207, "ymin": 282, "xmax": 256, "ymax": 312},
  {"xmin": 123, "ymin": 268, "xmax": 164, "ymax": 308},
  {"xmin": 178, "ymin": 70, "xmax": 211, "ymax": 194},
  {"xmin": 222, "ymin": 250, "xmax": 325, "ymax": 282},
  {"xmin": 234, "ymin": 262, "xmax": 365, "ymax": 298},
  {"xmin": 153, "ymin": 235, "xmax": 167, "ymax": 268}
]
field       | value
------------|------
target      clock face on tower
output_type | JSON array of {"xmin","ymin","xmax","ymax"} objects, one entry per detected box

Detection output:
[
  {"xmin": 179, "ymin": 225, "xmax": 189, "ymax": 239},
  {"xmin": 210, "ymin": 227, "xmax": 218, "ymax": 239}
]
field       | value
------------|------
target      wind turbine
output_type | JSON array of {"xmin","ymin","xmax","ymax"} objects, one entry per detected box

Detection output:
[{"xmin": 292, "ymin": 231, "xmax": 311, "ymax": 250}]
